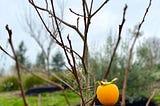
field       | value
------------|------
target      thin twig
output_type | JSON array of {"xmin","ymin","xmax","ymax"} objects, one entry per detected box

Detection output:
[
  {"xmin": 50, "ymin": 0, "xmax": 71, "ymax": 105},
  {"xmin": 121, "ymin": 0, "xmax": 152, "ymax": 106},
  {"xmin": 82, "ymin": 0, "xmax": 87, "ymax": 31},
  {"xmin": 89, "ymin": 4, "xmax": 127, "ymax": 106},
  {"xmin": 89, "ymin": 0, "xmax": 94, "ymax": 14},
  {"xmin": 50, "ymin": 0, "xmax": 72, "ymax": 72},
  {"xmin": 91, "ymin": 0, "xmax": 110, "ymax": 17},
  {"xmin": 77, "ymin": 17, "xmax": 80, "ymax": 28},
  {"xmin": 29, "ymin": 0, "xmax": 82, "ymax": 61},
  {"xmin": 67, "ymin": 35, "xmax": 85, "ymax": 105},
  {"xmin": 45, "ymin": 0, "xmax": 48, "ymax": 10},
  {"xmin": 29, "ymin": 0, "xmax": 84, "ymax": 41},
  {"xmin": 29, "ymin": 0, "xmax": 47, "ymax": 11},
  {"xmin": 51, "ymin": 72, "xmax": 80, "ymax": 95},
  {"xmin": 146, "ymin": 90, "xmax": 156, "ymax": 106},
  {"xmin": 5, "ymin": 25, "xmax": 28, "ymax": 106},
  {"xmin": 83, "ymin": 0, "xmax": 89, "ymax": 15},
  {"xmin": 103, "ymin": 4, "xmax": 128, "ymax": 80},
  {"xmin": 0, "ymin": 45, "xmax": 13, "ymax": 59},
  {"xmin": 69, "ymin": 8, "xmax": 85, "ymax": 17}
]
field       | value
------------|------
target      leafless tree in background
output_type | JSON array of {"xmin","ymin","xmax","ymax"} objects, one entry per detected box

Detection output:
[{"xmin": 20, "ymin": 2, "xmax": 66, "ymax": 76}]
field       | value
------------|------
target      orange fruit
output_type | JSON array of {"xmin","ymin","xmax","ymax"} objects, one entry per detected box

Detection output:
[{"xmin": 96, "ymin": 84, "xmax": 119, "ymax": 106}]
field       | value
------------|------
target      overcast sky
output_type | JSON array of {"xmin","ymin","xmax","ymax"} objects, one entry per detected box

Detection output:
[{"xmin": 0, "ymin": 0, "xmax": 160, "ymax": 73}]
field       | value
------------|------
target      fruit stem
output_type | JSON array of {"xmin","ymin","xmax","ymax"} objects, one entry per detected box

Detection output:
[{"xmin": 97, "ymin": 77, "xmax": 118, "ymax": 86}]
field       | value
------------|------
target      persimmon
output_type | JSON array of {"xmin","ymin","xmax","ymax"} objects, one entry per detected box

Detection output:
[{"xmin": 96, "ymin": 78, "xmax": 119, "ymax": 106}]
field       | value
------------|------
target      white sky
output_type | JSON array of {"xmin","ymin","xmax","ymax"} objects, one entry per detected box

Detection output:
[{"xmin": 0, "ymin": 0, "xmax": 160, "ymax": 73}]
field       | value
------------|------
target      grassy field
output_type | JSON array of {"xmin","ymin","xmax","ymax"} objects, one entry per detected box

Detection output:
[{"xmin": 0, "ymin": 90, "xmax": 80, "ymax": 106}]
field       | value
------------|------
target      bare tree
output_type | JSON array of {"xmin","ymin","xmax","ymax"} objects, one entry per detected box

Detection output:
[
  {"xmin": 28, "ymin": 0, "xmax": 113, "ymax": 105},
  {"xmin": 22, "ymin": 8, "xmax": 63, "ymax": 77}
]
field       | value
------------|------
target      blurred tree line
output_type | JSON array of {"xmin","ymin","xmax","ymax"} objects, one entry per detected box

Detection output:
[
  {"xmin": 3, "ymin": 25, "xmax": 160, "ymax": 103},
  {"xmin": 13, "ymin": 29, "xmax": 160, "ymax": 103}
]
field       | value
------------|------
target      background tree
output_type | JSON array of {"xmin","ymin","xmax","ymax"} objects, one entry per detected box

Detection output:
[
  {"xmin": 16, "ymin": 41, "xmax": 27, "ymax": 65},
  {"xmin": 137, "ymin": 36, "xmax": 160, "ymax": 69},
  {"xmin": 0, "ymin": 69, "xmax": 4, "ymax": 77},
  {"xmin": 35, "ymin": 51, "xmax": 45, "ymax": 69},
  {"xmin": 136, "ymin": 36, "xmax": 160, "ymax": 82},
  {"xmin": 21, "ymin": 6, "xmax": 64, "ymax": 76},
  {"xmin": 89, "ymin": 28, "xmax": 158, "ymax": 103},
  {"xmin": 51, "ymin": 51, "xmax": 65, "ymax": 71},
  {"xmin": 89, "ymin": 33, "xmax": 118, "ymax": 81},
  {"xmin": 16, "ymin": 41, "xmax": 30, "ymax": 68}
]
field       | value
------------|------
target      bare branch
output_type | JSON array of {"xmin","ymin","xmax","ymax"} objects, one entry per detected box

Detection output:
[
  {"xmin": 82, "ymin": 0, "xmax": 87, "ymax": 29},
  {"xmin": 51, "ymin": 72, "xmax": 80, "ymax": 96},
  {"xmin": 77, "ymin": 17, "xmax": 80, "ymax": 28},
  {"xmin": 5, "ymin": 25, "xmax": 28, "ymax": 106},
  {"xmin": 69, "ymin": 8, "xmax": 85, "ymax": 17},
  {"xmin": 83, "ymin": 0, "xmax": 89, "ymax": 15},
  {"xmin": 28, "ymin": 0, "xmax": 82, "ymax": 58},
  {"xmin": 29, "ymin": 0, "xmax": 47, "ymax": 11},
  {"xmin": 89, "ymin": 0, "xmax": 94, "ymax": 14},
  {"xmin": 89, "ymin": 4, "xmax": 128, "ymax": 106},
  {"xmin": 67, "ymin": 35, "xmax": 77, "ymax": 73},
  {"xmin": 121, "ymin": 0, "xmax": 152, "ymax": 106},
  {"xmin": 0, "ymin": 45, "xmax": 13, "ymax": 59},
  {"xmin": 45, "ymin": 0, "xmax": 48, "ymax": 10},
  {"xmin": 91, "ymin": 0, "xmax": 110, "ymax": 17},
  {"xmin": 5, "ymin": 25, "xmax": 12, "ymax": 37},
  {"xmin": 146, "ymin": 90, "xmax": 156, "ymax": 106},
  {"xmin": 67, "ymin": 30, "xmax": 85, "ymax": 106},
  {"xmin": 103, "ymin": 4, "xmax": 128, "ymax": 80},
  {"xmin": 28, "ymin": 0, "xmax": 84, "ymax": 41}
]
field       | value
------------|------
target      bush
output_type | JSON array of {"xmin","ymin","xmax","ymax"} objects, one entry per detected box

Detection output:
[
  {"xmin": 0, "ymin": 76, "xmax": 19, "ymax": 92},
  {"xmin": 24, "ymin": 75, "xmax": 45, "ymax": 89},
  {"xmin": 50, "ymin": 71, "xmax": 79, "ymax": 90},
  {"xmin": 50, "ymin": 72, "xmax": 65, "ymax": 83}
]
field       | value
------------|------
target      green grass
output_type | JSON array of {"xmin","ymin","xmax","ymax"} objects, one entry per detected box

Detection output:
[{"xmin": 0, "ymin": 90, "xmax": 80, "ymax": 106}]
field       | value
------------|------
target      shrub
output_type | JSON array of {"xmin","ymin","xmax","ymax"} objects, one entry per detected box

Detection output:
[
  {"xmin": 0, "ymin": 76, "xmax": 19, "ymax": 92},
  {"xmin": 24, "ymin": 75, "xmax": 45, "ymax": 89},
  {"xmin": 50, "ymin": 71, "xmax": 79, "ymax": 89},
  {"xmin": 50, "ymin": 72, "xmax": 65, "ymax": 83}
]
